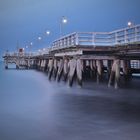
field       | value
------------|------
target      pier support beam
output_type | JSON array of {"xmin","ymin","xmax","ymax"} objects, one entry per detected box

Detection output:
[
  {"xmin": 96, "ymin": 60, "xmax": 103, "ymax": 84},
  {"xmin": 89, "ymin": 60, "xmax": 95, "ymax": 79},
  {"xmin": 27, "ymin": 59, "xmax": 30, "ymax": 69},
  {"xmin": 68, "ymin": 59, "xmax": 77, "ymax": 87},
  {"xmin": 42, "ymin": 60, "xmax": 46, "ymax": 71},
  {"xmin": 83, "ymin": 60, "xmax": 90, "ymax": 80},
  {"xmin": 108, "ymin": 59, "xmax": 120, "ymax": 89},
  {"xmin": 122, "ymin": 60, "xmax": 131, "ymax": 81},
  {"xmin": 76, "ymin": 59, "xmax": 83, "ymax": 86},
  {"xmin": 57, "ymin": 59, "xmax": 64, "ymax": 82},
  {"xmin": 107, "ymin": 60, "xmax": 112, "ymax": 79},
  {"xmin": 63, "ymin": 58, "xmax": 69, "ymax": 81},
  {"xmin": 48, "ymin": 59, "xmax": 54, "ymax": 80},
  {"xmin": 53, "ymin": 59, "xmax": 58, "ymax": 79}
]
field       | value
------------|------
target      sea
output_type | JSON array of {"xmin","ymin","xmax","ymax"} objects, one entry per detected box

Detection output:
[{"xmin": 0, "ymin": 62, "xmax": 140, "ymax": 140}]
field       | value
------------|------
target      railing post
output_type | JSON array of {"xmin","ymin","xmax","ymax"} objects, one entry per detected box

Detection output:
[
  {"xmin": 115, "ymin": 32, "xmax": 117, "ymax": 45},
  {"xmin": 92, "ymin": 33, "xmax": 96, "ymax": 47},
  {"xmin": 124, "ymin": 29, "xmax": 127, "ymax": 44},
  {"xmin": 75, "ymin": 33, "xmax": 79, "ymax": 45},
  {"xmin": 135, "ymin": 26, "xmax": 137, "ymax": 42}
]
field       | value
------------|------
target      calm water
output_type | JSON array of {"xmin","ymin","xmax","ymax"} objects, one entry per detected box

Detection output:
[{"xmin": 0, "ymin": 62, "xmax": 140, "ymax": 140}]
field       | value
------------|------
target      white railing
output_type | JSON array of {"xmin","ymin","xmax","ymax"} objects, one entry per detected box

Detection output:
[
  {"xmin": 3, "ymin": 24, "xmax": 140, "ymax": 56},
  {"xmin": 51, "ymin": 24, "xmax": 140, "ymax": 50},
  {"xmin": 3, "ymin": 52, "xmax": 37, "ymax": 57},
  {"xmin": 51, "ymin": 32, "xmax": 77, "ymax": 51}
]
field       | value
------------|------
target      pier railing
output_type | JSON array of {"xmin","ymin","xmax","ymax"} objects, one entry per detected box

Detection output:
[
  {"xmin": 51, "ymin": 24, "xmax": 140, "ymax": 51},
  {"xmin": 3, "ymin": 52, "xmax": 38, "ymax": 57},
  {"xmin": 3, "ymin": 24, "xmax": 140, "ymax": 56}
]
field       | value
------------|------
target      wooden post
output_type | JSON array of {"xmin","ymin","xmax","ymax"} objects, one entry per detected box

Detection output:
[
  {"xmin": 108, "ymin": 59, "xmax": 120, "ymax": 89},
  {"xmin": 27, "ymin": 59, "xmax": 30, "ymax": 69},
  {"xmin": 76, "ymin": 59, "xmax": 83, "ymax": 86},
  {"xmin": 89, "ymin": 60, "xmax": 94, "ymax": 78},
  {"xmin": 96, "ymin": 60, "xmax": 103, "ymax": 84},
  {"xmin": 114, "ymin": 59, "xmax": 120, "ymax": 89},
  {"xmin": 107, "ymin": 60, "xmax": 112, "ymax": 79},
  {"xmin": 53, "ymin": 59, "xmax": 58, "ymax": 79},
  {"xmin": 68, "ymin": 59, "xmax": 77, "ymax": 87},
  {"xmin": 48, "ymin": 59, "xmax": 54, "ymax": 80},
  {"xmin": 40, "ymin": 60, "xmax": 43, "ymax": 71},
  {"xmin": 57, "ymin": 59, "xmax": 64, "ymax": 82},
  {"xmin": 44, "ymin": 59, "xmax": 48, "ymax": 72},
  {"xmin": 122, "ymin": 60, "xmax": 131, "ymax": 81},
  {"xmin": 85, "ymin": 60, "xmax": 90, "ymax": 79},
  {"xmin": 63, "ymin": 58, "xmax": 69, "ymax": 81},
  {"xmin": 42, "ymin": 60, "xmax": 46, "ymax": 71},
  {"xmin": 90, "ymin": 60, "xmax": 97, "ymax": 78}
]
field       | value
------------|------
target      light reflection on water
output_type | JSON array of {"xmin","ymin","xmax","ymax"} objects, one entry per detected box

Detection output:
[{"xmin": 0, "ymin": 62, "xmax": 140, "ymax": 140}]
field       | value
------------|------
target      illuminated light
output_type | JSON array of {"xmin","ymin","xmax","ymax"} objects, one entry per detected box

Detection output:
[
  {"xmin": 38, "ymin": 37, "xmax": 42, "ymax": 40},
  {"xmin": 62, "ymin": 17, "xmax": 68, "ymax": 24},
  {"xmin": 43, "ymin": 48, "xmax": 46, "ymax": 51},
  {"xmin": 30, "ymin": 42, "xmax": 33, "ymax": 46},
  {"xmin": 46, "ymin": 30, "xmax": 50, "ymax": 35},
  {"xmin": 127, "ymin": 21, "xmax": 133, "ymax": 27}
]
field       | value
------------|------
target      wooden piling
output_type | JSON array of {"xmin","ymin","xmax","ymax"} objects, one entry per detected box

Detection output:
[
  {"xmin": 53, "ymin": 59, "xmax": 58, "ymax": 79},
  {"xmin": 107, "ymin": 60, "xmax": 112, "ymax": 79},
  {"xmin": 89, "ymin": 60, "xmax": 97, "ymax": 79},
  {"xmin": 108, "ymin": 59, "xmax": 120, "ymax": 89},
  {"xmin": 96, "ymin": 60, "xmax": 103, "ymax": 84},
  {"xmin": 63, "ymin": 59, "xmax": 69, "ymax": 81},
  {"xmin": 76, "ymin": 59, "xmax": 83, "ymax": 86},
  {"xmin": 68, "ymin": 59, "xmax": 77, "ymax": 87},
  {"xmin": 57, "ymin": 59, "xmax": 64, "ymax": 82},
  {"xmin": 48, "ymin": 59, "xmax": 54, "ymax": 80},
  {"xmin": 122, "ymin": 60, "xmax": 131, "ymax": 81},
  {"xmin": 114, "ymin": 59, "xmax": 120, "ymax": 89},
  {"xmin": 84, "ymin": 60, "xmax": 91, "ymax": 79}
]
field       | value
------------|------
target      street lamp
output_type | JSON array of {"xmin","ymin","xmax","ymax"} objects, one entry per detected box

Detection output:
[
  {"xmin": 46, "ymin": 30, "xmax": 50, "ymax": 35},
  {"xmin": 38, "ymin": 37, "xmax": 42, "ymax": 40},
  {"xmin": 127, "ymin": 21, "xmax": 133, "ymax": 27},
  {"xmin": 30, "ymin": 42, "xmax": 33, "ymax": 46},
  {"xmin": 60, "ymin": 16, "xmax": 68, "ymax": 37}
]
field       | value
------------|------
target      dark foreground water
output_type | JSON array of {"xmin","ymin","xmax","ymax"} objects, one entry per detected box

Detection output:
[{"xmin": 0, "ymin": 62, "xmax": 140, "ymax": 140}]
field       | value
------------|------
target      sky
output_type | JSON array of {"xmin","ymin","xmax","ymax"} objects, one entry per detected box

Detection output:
[{"xmin": 0, "ymin": 0, "xmax": 140, "ymax": 59}]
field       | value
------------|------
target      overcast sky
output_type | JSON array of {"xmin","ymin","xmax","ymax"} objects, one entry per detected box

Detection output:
[{"xmin": 0, "ymin": 0, "xmax": 140, "ymax": 59}]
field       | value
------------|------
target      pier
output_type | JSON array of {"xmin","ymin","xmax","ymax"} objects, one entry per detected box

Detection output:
[{"xmin": 3, "ymin": 24, "xmax": 140, "ymax": 89}]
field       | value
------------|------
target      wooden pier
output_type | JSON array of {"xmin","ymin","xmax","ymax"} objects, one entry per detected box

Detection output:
[{"xmin": 3, "ymin": 24, "xmax": 140, "ymax": 89}]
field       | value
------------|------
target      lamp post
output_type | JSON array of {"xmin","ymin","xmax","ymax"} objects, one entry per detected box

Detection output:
[
  {"xmin": 127, "ymin": 21, "xmax": 133, "ymax": 27},
  {"xmin": 60, "ymin": 16, "xmax": 68, "ymax": 37},
  {"xmin": 46, "ymin": 30, "xmax": 50, "ymax": 35},
  {"xmin": 29, "ymin": 42, "xmax": 33, "ymax": 54},
  {"xmin": 38, "ymin": 37, "xmax": 42, "ymax": 41}
]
